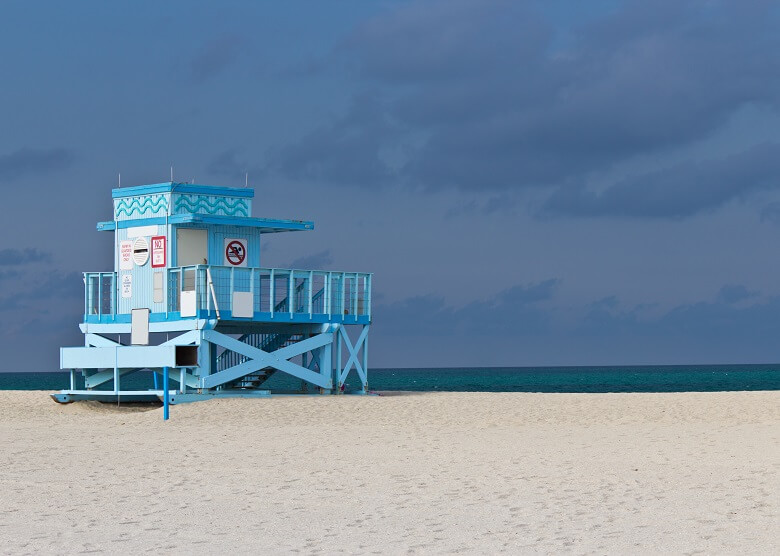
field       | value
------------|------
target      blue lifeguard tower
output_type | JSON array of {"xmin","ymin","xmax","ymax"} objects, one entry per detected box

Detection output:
[{"xmin": 53, "ymin": 182, "xmax": 371, "ymax": 404}]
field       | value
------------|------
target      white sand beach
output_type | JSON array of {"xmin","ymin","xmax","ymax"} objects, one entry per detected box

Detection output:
[{"xmin": 0, "ymin": 391, "xmax": 777, "ymax": 554}]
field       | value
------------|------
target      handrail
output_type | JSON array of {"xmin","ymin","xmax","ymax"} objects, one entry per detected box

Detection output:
[
  {"xmin": 83, "ymin": 265, "xmax": 372, "ymax": 321},
  {"xmin": 206, "ymin": 267, "xmax": 220, "ymax": 319}
]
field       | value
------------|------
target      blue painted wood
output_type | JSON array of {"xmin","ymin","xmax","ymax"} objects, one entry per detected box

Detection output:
[
  {"xmin": 100, "ymin": 215, "xmax": 314, "ymax": 232},
  {"xmin": 61, "ymin": 182, "xmax": 370, "ymax": 399},
  {"xmin": 83, "ymin": 311, "xmax": 371, "ymax": 326},
  {"xmin": 201, "ymin": 330, "xmax": 333, "ymax": 389},
  {"xmin": 163, "ymin": 366, "xmax": 170, "ymax": 420},
  {"xmin": 113, "ymin": 183, "xmax": 255, "ymax": 198}
]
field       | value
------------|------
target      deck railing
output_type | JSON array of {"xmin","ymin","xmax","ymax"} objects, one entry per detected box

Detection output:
[{"xmin": 84, "ymin": 265, "xmax": 372, "ymax": 321}]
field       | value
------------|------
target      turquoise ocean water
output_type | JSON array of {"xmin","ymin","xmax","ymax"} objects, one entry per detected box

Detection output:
[{"xmin": 1, "ymin": 365, "xmax": 779, "ymax": 393}]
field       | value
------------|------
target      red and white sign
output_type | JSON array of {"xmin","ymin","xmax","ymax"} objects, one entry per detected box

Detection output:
[
  {"xmin": 151, "ymin": 236, "xmax": 166, "ymax": 268},
  {"xmin": 224, "ymin": 238, "xmax": 247, "ymax": 267},
  {"xmin": 119, "ymin": 240, "xmax": 133, "ymax": 270}
]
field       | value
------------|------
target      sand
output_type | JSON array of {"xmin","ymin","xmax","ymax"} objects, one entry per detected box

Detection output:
[{"xmin": 0, "ymin": 390, "xmax": 777, "ymax": 554}]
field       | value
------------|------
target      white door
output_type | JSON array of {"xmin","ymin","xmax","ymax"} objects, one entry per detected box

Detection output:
[{"xmin": 176, "ymin": 229, "xmax": 208, "ymax": 266}]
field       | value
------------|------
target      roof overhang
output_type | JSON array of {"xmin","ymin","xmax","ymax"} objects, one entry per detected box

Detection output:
[{"xmin": 97, "ymin": 214, "xmax": 314, "ymax": 233}]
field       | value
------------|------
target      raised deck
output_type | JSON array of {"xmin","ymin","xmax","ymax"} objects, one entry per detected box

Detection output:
[{"xmin": 83, "ymin": 265, "xmax": 371, "ymax": 328}]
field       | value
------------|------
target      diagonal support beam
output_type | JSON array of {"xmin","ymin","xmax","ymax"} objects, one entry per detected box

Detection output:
[
  {"xmin": 85, "ymin": 367, "xmax": 141, "ymax": 388},
  {"xmin": 339, "ymin": 326, "xmax": 369, "ymax": 384},
  {"xmin": 201, "ymin": 330, "xmax": 332, "ymax": 390},
  {"xmin": 152, "ymin": 368, "xmax": 199, "ymax": 389},
  {"xmin": 86, "ymin": 334, "xmax": 122, "ymax": 347}
]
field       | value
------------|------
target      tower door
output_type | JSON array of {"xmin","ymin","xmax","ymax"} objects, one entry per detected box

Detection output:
[{"xmin": 176, "ymin": 229, "xmax": 208, "ymax": 266}]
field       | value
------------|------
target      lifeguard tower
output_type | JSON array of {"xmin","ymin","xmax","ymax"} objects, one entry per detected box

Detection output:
[{"xmin": 53, "ymin": 182, "xmax": 371, "ymax": 404}]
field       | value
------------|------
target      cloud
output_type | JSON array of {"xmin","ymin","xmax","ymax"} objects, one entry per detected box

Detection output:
[
  {"xmin": 263, "ymin": 93, "xmax": 403, "ymax": 187},
  {"xmin": 717, "ymin": 284, "xmax": 758, "ymax": 305},
  {"xmin": 263, "ymin": 0, "xmax": 780, "ymax": 217},
  {"xmin": 207, "ymin": 149, "xmax": 254, "ymax": 181},
  {"xmin": 288, "ymin": 250, "xmax": 334, "ymax": 270},
  {"xmin": 0, "ymin": 270, "xmax": 82, "ymax": 308},
  {"xmin": 372, "ymin": 280, "xmax": 780, "ymax": 365},
  {"xmin": 377, "ymin": 278, "xmax": 559, "ymax": 338},
  {"xmin": 543, "ymin": 142, "xmax": 780, "ymax": 218},
  {"xmin": 759, "ymin": 201, "xmax": 780, "ymax": 225},
  {"xmin": 0, "ymin": 148, "xmax": 74, "ymax": 181},
  {"xmin": 190, "ymin": 34, "xmax": 246, "ymax": 82},
  {"xmin": 0, "ymin": 248, "xmax": 52, "ymax": 266},
  {"xmin": 0, "ymin": 271, "xmax": 84, "ymax": 341}
]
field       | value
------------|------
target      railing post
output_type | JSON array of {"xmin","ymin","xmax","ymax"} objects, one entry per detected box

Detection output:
[
  {"xmin": 367, "ymin": 274, "xmax": 372, "ymax": 319},
  {"xmin": 270, "ymin": 269, "xmax": 275, "ymax": 318},
  {"xmin": 193, "ymin": 268, "xmax": 198, "ymax": 314},
  {"xmin": 289, "ymin": 271, "xmax": 294, "ymax": 317},
  {"xmin": 308, "ymin": 270, "xmax": 313, "ymax": 318},
  {"xmin": 251, "ymin": 267, "xmax": 255, "ymax": 314},
  {"xmin": 326, "ymin": 272, "xmax": 332, "ymax": 317},
  {"xmin": 354, "ymin": 272, "xmax": 359, "ymax": 319},
  {"xmin": 340, "ymin": 273, "xmax": 346, "ymax": 316},
  {"xmin": 207, "ymin": 270, "xmax": 212, "ymax": 316},
  {"xmin": 97, "ymin": 274, "xmax": 102, "ymax": 318}
]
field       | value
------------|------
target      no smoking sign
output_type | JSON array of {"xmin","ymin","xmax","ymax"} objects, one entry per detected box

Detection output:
[{"xmin": 224, "ymin": 238, "xmax": 248, "ymax": 267}]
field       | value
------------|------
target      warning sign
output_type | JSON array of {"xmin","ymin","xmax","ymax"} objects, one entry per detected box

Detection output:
[
  {"xmin": 224, "ymin": 238, "xmax": 247, "ymax": 267},
  {"xmin": 151, "ymin": 236, "xmax": 166, "ymax": 268},
  {"xmin": 121, "ymin": 274, "xmax": 132, "ymax": 298},
  {"xmin": 119, "ymin": 240, "xmax": 133, "ymax": 270}
]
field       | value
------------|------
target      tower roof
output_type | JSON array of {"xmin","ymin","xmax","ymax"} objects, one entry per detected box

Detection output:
[{"xmin": 99, "ymin": 182, "xmax": 314, "ymax": 233}]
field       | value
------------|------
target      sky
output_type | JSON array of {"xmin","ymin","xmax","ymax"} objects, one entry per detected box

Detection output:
[{"xmin": 1, "ymin": 0, "xmax": 779, "ymax": 370}]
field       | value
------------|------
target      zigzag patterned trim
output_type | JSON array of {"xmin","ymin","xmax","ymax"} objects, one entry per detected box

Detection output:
[
  {"xmin": 174, "ymin": 195, "xmax": 249, "ymax": 217},
  {"xmin": 115, "ymin": 195, "xmax": 169, "ymax": 217}
]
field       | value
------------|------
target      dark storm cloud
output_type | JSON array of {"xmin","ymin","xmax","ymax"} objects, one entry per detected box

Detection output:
[
  {"xmin": 544, "ymin": 143, "xmax": 780, "ymax": 218},
  {"xmin": 264, "ymin": 0, "xmax": 780, "ymax": 212},
  {"xmin": 378, "ymin": 279, "xmax": 559, "ymax": 338},
  {"xmin": 717, "ymin": 284, "xmax": 758, "ymax": 305},
  {"xmin": 206, "ymin": 149, "xmax": 254, "ymax": 181},
  {"xmin": 377, "ymin": 281, "xmax": 780, "ymax": 364},
  {"xmin": 189, "ymin": 34, "xmax": 246, "ymax": 82},
  {"xmin": 288, "ymin": 250, "xmax": 333, "ymax": 269},
  {"xmin": 0, "ymin": 148, "xmax": 74, "ymax": 181},
  {"xmin": 580, "ymin": 290, "xmax": 780, "ymax": 351},
  {"xmin": 264, "ymin": 93, "xmax": 402, "ymax": 186},
  {"xmin": 759, "ymin": 202, "xmax": 780, "ymax": 225},
  {"xmin": 0, "ymin": 248, "xmax": 52, "ymax": 266}
]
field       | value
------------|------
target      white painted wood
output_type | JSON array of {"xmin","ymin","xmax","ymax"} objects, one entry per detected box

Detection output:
[
  {"xmin": 126, "ymin": 225, "xmax": 160, "ymax": 238},
  {"xmin": 180, "ymin": 290, "xmax": 197, "ymax": 317},
  {"xmin": 130, "ymin": 308, "xmax": 150, "ymax": 345},
  {"xmin": 232, "ymin": 291, "xmax": 253, "ymax": 318}
]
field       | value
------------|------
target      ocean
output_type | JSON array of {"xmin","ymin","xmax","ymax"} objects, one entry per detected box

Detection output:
[{"xmin": 1, "ymin": 364, "xmax": 779, "ymax": 393}]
